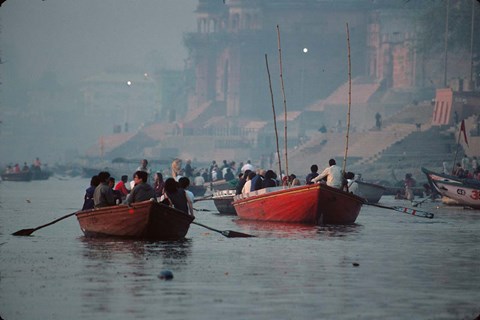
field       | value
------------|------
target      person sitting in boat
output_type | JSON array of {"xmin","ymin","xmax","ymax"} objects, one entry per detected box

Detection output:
[
  {"xmin": 453, "ymin": 162, "xmax": 465, "ymax": 178},
  {"xmin": 242, "ymin": 171, "xmax": 256, "ymax": 194},
  {"xmin": 311, "ymin": 159, "xmax": 343, "ymax": 189},
  {"xmin": 262, "ymin": 170, "xmax": 278, "ymax": 188},
  {"xmin": 193, "ymin": 171, "xmax": 205, "ymax": 186},
  {"xmin": 13, "ymin": 163, "xmax": 21, "ymax": 173},
  {"xmin": 224, "ymin": 167, "xmax": 235, "ymax": 182},
  {"xmin": 114, "ymin": 175, "xmax": 130, "ymax": 200},
  {"xmin": 152, "ymin": 172, "xmax": 165, "ymax": 198},
  {"xmin": 250, "ymin": 169, "xmax": 265, "ymax": 191},
  {"xmin": 82, "ymin": 175, "xmax": 100, "ymax": 211},
  {"xmin": 305, "ymin": 164, "xmax": 319, "ymax": 185},
  {"xmin": 178, "ymin": 177, "xmax": 194, "ymax": 215},
  {"xmin": 235, "ymin": 170, "xmax": 249, "ymax": 195},
  {"xmin": 93, "ymin": 171, "xmax": 116, "ymax": 208},
  {"xmin": 108, "ymin": 177, "xmax": 123, "ymax": 205},
  {"xmin": 126, "ymin": 170, "xmax": 156, "ymax": 205},
  {"xmin": 160, "ymin": 177, "xmax": 191, "ymax": 216},
  {"xmin": 22, "ymin": 162, "xmax": 30, "ymax": 172}
]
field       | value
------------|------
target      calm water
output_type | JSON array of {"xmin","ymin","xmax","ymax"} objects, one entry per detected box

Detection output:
[{"xmin": 0, "ymin": 177, "xmax": 479, "ymax": 320}]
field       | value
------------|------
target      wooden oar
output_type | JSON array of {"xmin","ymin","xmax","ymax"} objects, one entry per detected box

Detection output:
[
  {"xmin": 366, "ymin": 203, "xmax": 434, "ymax": 219},
  {"xmin": 12, "ymin": 211, "xmax": 79, "ymax": 236},
  {"xmin": 193, "ymin": 195, "xmax": 213, "ymax": 203},
  {"xmin": 412, "ymin": 197, "xmax": 430, "ymax": 207},
  {"xmin": 191, "ymin": 221, "xmax": 255, "ymax": 238}
]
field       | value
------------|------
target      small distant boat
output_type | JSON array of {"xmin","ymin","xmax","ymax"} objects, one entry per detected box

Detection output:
[
  {"xmin": 422, "ymin": 167, "xmax": 480, "ymax": 209},
  {"xmin": 212, "ymin": 190, "xmax": 236, "ymax": 215},
  {"xmin": 349, "ymin": 180, "xmax": 386, "ymax": 203},
  {"xmin": 76, "ymin": 200, "xmax": 194, "ymax": 240},
  {"xmin": 233, "ymin": 184, "xmax": 364, "ymax": 225},
  {"xmin": 31, "ymin": 170, "xmax": 53, "ymax": 180},
  {"xmin": 1, "ymin": 171, "xmax": 33, "ymax": 182},
  {"xmin": 209, "ymin": 179, "xmax": 237, "ymax": 191},
  {"xmin": 189, "ymin": 184, "xmax": 207, "ymax": 197}
]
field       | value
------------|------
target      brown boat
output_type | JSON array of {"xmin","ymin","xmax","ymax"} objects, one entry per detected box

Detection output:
[{"xmin": 76, "ymin": 200, "xmax": 194, "ymax": 240}]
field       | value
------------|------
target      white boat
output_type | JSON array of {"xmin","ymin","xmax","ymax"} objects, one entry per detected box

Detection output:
[
  {"xmin": 212, "ymin": 189, "xmax": 236, "ymax": 215},
  {"xmin": 348, "ymin": 179, "xmax": 386, "ymax": 203},
  {"xmin": 422, "ymin": 167, "xmax": 480, "ymax": 209}
]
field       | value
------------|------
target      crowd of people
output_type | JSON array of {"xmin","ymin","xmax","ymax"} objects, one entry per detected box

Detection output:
[
  {"xmin": 81, "ymin": 157, "xmax": 350, "ymax": 214},
  {"xmin": 3, "ymin": 157, "xmax": 46, "ymax": 174}
]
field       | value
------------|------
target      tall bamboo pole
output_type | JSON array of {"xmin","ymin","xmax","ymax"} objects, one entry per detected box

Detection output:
[
  {"xmin": 265, "ymin": 54, "xmax": 283, "ymax": 178},
  {"xmin": 276, "ymin": 25, "xmax": 289, "ymax": 180},
  {"xmin": 342, "ymin": 23, "xmax": 352, "ymax": 175},
  {"xmin": 470, "ymin": 0, "xmax": 475, "ymax": 83},
  {"xmin": 443, "ymin": 0, "xmax": 449, "ymax": 87}
]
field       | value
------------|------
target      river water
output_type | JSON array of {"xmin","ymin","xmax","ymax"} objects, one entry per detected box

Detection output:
[{"xmin": 0, "ymin": 177, "xmax": 479, "ymax": 320}]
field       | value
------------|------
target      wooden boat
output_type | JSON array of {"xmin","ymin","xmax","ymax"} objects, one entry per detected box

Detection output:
[
  {"xmin": 1, "ymin": 171, "xmax": 33, "ymax": 181},
  {"xmin": 76, "ymin": 200, "xmax": 194, "ymax": 240},
  {"xmin": 189, "ymin": 184, "xmax": 207, "ymax": 197},
  {"xmin": 233, "ymin": 184, "xmax": 364, "ymax": 225},
  {"xmin": 212, "ymin": 190, "xmax": 236, "ymax": 215},
  {"xmin": 209, "ymin": 179, "xmax": 237, "ymax": 191},
  {"xmin": 349, "ymin": 180, "xmax": 386, "ymax": 203},
  {"xmin": 422, "ymin": 167, "xmax": 480, "ymax": 209},
  {"xmin": 31, "ymin": 170, "xmax": 52, "ymax": 180}
]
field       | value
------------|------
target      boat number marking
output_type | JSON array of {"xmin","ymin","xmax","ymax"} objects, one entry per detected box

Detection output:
[
  {"xmin": 457, "ymin": 189, "xmax": 466, "ymax": 196},
  {"xmin": 470, "ymin": 190, "xmax": 480, "ymax": 201}
]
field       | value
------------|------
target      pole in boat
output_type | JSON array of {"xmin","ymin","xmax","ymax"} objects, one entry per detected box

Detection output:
[
  {"xmin": 276, "ymin": 25, "xmax": 289, "ymax": 180},
  {"xmin": 265, "ymin": 54, "xmax": 283, "ymax": 179},
  {"xmin": 342, "ymin": 22, "xmax": 352, "ymax": 175}
]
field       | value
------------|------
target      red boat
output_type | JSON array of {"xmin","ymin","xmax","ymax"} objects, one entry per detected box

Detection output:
[
  {"xmin": 233, "ymin": 184, "xmax": 364, "ymax": 225},
  {"xmin": 76, "ymin": 200, "xmax": 194, "ymax": 240}
]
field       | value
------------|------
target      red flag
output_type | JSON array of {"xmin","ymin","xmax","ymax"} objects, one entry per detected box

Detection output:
[{"xmin": 460, "ymin": 120, "xmax": 469, "ymax": 146}]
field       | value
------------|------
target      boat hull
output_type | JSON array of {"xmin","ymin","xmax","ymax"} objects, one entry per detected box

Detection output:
[
  {"xmin": 422, "ymin": 167, "xmax": 480, "ymax": 209},
  {"xmin": 76, "ymin": 200, "xmax": 194, "ymax": 240},
  {"xmin": 212, "ymin": 190, "xmax": 236, "ymax": 215},
  {"xmin": 351, "ymin": 180, "xmax": 386, "ymax": 203},
  {"xmin": 429, "ymin": 180, "xmax": 480, "ymax": 209},
  {"xmin": 189, "ymin": 185, "xmax": 207, "ymax": 197},
  {"xmin": 1, "ymin": 172, "xmax": 33, "ymax": 181},
  {"xmin": 233, "ymin": 184, "xmax": 364, "ymax": 225}
]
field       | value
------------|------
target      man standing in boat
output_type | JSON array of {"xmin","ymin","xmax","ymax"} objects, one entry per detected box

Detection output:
[{"xmin": 311, "ymin": 159, "xmax": 343, "ymax": 189}]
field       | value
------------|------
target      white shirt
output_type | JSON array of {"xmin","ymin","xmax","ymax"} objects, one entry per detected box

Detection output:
[
  {"xmin": 242, "ymin": 180, "xmax": 252, "ymax": 194},
  {"xmin": 312, "ymin": 164, "xmax": 343, "ymax": 188},
  {"xmin": 193, "ymin": 175, "xmax": 205, "ymax": 186},
  {"xmin": 241, "ymin": 163, "xmax": 254, "ymax": 173}
]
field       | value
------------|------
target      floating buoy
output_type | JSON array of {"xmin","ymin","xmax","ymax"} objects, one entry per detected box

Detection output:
[{"xmin": 158, "ymin": 270, "xmax": 174, "ymax": 280}]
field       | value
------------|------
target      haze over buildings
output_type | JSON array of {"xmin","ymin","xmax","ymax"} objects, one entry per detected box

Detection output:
[{"xmin": 0, "ymin": 0, "xmax": 197, "ymax": 165}]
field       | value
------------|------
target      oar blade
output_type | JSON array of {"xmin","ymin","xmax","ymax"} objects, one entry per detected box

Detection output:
[
  {"xmin": 222, "ymin": 230, "xmax": 256, "ymax": 238},
  {"xmin": 12, "ymin": 228, "xmax": 36, "ymax": 236}
]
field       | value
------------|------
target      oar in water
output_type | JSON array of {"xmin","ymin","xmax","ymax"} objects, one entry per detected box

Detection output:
[
  {"xmin": 412, "ymin": 197, "xmax": 431, "ymax": 207},
  {"xmin": 193, "ymin": 195, "xmax": 213, "ymax": 203},
  {"xmin": 366, "ymin": 203, "xmax": 434, "ymax": 219},
  {"xmin": 191, "ymin": 221, "xmax": 255, "ymax": 238},
  {"xmin": 12, "ymin": 211, "xmax": 79, "ymax": 236},
  {"xmin": 193, "ymin": 208, "xmax": 215, "ymax": 212}
]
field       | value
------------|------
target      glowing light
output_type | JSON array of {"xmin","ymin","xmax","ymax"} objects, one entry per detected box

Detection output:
[
  {"xmin": 303, "ymin": 48, "xmax": 308, "ymax": 53},
  {"xmin": 126, "ymin": 80, "xmax": 132, "ymax": 86}
]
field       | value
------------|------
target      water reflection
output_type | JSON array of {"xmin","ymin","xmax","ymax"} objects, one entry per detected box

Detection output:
[
  {"xmin": 78, "ymin": 236, "xmax": 192, "ymax": 318},
  {"xmin": 80, "ymin": 236, "xmax": 192, "ymax": 262},
  {"xmin": 234, "ymin": 219, "xmax": 363, "ymax": 239}
]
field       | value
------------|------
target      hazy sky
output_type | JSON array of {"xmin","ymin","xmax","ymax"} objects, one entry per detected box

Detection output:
[
  {"xmin": 0, "ymin": 0, "xmax": 198, "ymax": 165},
  {"xmin": 0, "ymin": 0, "xmax": 197, "ymax": 84}
]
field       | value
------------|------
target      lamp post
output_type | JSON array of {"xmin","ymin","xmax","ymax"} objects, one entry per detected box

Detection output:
[
  {"xmin": 124, "ymin": 80, "xmax": 132, "ymax": 132},
  {"xmin": 301, "ymin": 47, "xmax": 308, "ymax": 107}
]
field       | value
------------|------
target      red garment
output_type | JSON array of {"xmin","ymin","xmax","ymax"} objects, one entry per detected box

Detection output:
[{"xmin": 114, "ymin": 181, "xmax": 129, "ymax": 196}]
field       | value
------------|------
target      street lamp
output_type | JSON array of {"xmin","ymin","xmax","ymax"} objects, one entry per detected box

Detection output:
[{"xmin": 301, "ymin": 47, "xmax": 308, "ymax": 106}]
